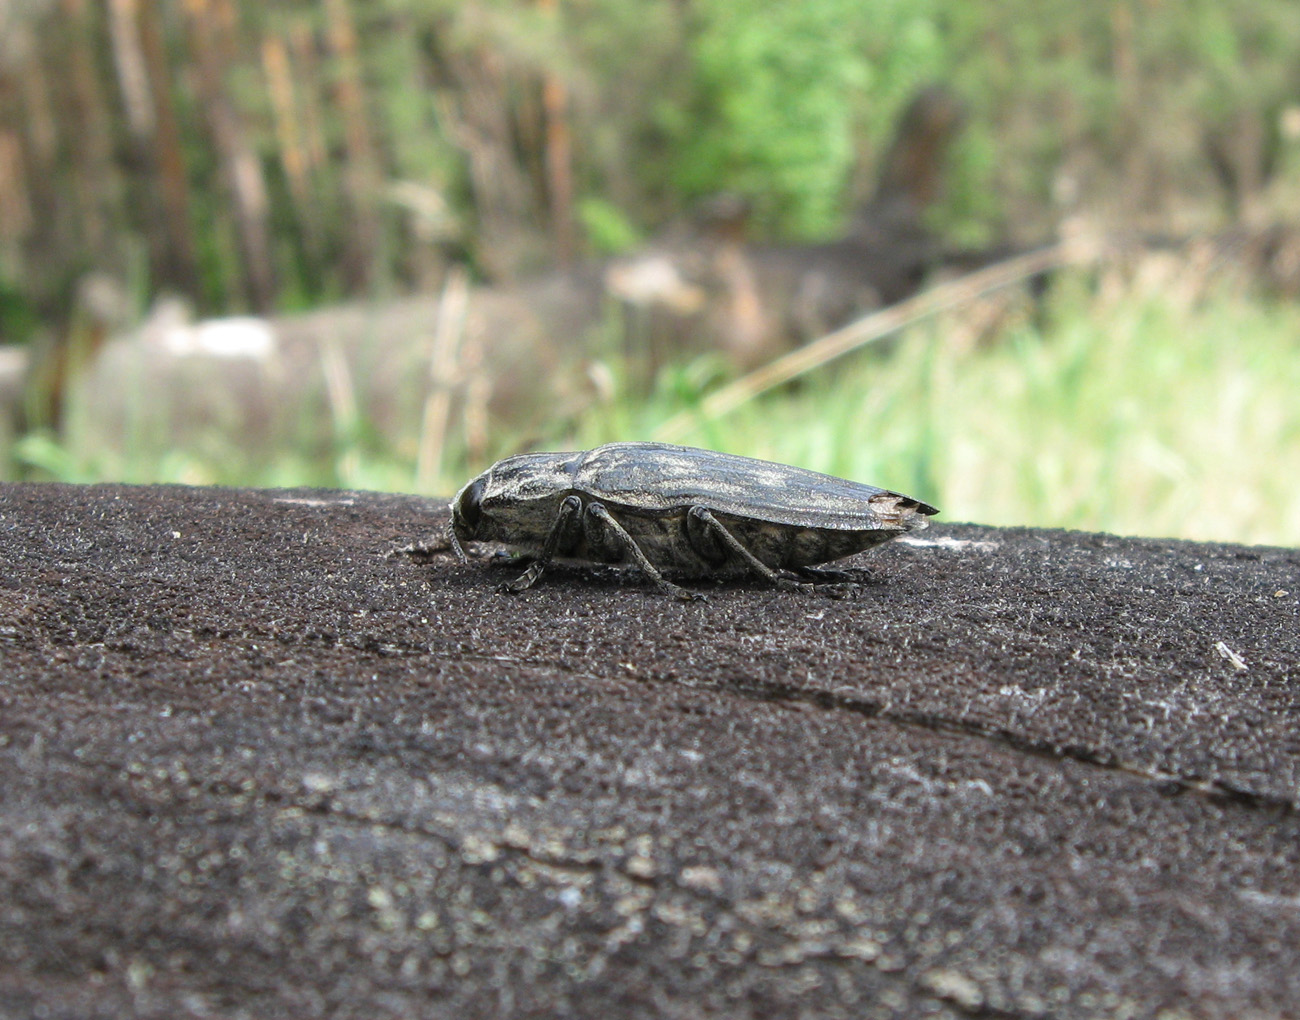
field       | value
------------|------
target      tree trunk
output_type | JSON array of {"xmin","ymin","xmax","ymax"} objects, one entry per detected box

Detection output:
[{"xmin": 183, "ymin": 0, "xmax": 276, "ymax": 311}]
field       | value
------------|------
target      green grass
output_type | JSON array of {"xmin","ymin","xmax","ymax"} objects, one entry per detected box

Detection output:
[{"xmin": 10, "ymin": 266, "xmax": 1300, "ymax": 548}]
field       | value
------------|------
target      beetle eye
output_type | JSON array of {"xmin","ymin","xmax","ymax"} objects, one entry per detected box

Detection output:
[{"xmin": 455, "ymin": 477, "xmax": 485, "ymax": 534}]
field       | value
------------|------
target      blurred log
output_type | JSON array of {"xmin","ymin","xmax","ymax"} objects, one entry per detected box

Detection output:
[
  {"xmin": 21, "ymin": 273, "xmax": 128, "ymax": 433},
  {"xmin": 866, "ymin": 86, "xmax": 965, "ymax": 229},
  {"xmin": 655, "ymin": 242, "xmax": 1088, "ymax": 443},
  {"xmin": 1204, "ymin": 108, "xmax": 1282, "ymax": 224}
]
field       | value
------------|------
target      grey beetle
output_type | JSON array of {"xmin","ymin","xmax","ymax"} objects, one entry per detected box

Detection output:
[{"xmin": 447, "ymin": 442, "xmax": 937, "ymax": 599}]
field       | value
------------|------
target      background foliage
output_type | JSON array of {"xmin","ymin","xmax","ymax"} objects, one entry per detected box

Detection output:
[{"xmin": 2, "ymin": 0, "xmax": 1298, "ymax": 320}]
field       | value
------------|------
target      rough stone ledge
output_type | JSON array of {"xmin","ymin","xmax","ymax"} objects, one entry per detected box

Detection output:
[{"xmin": 1, "ymin": 482, "xmax": 1297, "ymax": 1019}]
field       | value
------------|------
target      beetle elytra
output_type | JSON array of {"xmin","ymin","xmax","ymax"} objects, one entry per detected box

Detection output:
[{"xmin": 447, "ymin": 442, "xmax": 937, "ymax": 599}]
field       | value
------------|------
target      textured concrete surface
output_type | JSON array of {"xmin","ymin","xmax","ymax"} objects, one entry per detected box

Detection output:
[{"xmin": 0, "ymin": 482, "xmax": 1297, "ymax": 1019}]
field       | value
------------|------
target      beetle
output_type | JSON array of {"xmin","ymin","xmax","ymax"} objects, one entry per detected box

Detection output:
[{"xmin": 447, "ymin": 442, "xmax": 937, "ymax": 600}]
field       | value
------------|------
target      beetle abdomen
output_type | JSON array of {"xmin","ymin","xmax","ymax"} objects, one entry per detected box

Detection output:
[
  {"xmin": 708, "ymin": 513, "xmax": 902, "ymax": 572},
  {"xmin": 567, "ymin": 508, "xmax": 713, "ymax": 575},
  {"xmin": 566, "ymin": 506, "xmax": 904, "ymax": 578}
]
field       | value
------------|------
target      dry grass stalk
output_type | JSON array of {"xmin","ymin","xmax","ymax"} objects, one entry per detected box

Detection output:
[{"xmin": 416, "ymin": 266, "xmax": 471, "ymax": 491}]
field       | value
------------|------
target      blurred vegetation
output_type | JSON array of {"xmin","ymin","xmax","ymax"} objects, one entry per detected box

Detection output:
[
  {"xmin": 2, "ymin": 0, "xmax": 1299, "ymax": 313},
  {"xmin": 16, "ymin": 260, "xmax": 1300, "ymax": 547},
  {"xmin": 1, "ymin": 0, "xmax": 1300, "ymax": 545}
]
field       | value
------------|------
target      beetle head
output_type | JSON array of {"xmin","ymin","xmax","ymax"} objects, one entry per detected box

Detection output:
[{"xmin": 447, "ymin": 475, "xmax": 486, "ymax": 562}]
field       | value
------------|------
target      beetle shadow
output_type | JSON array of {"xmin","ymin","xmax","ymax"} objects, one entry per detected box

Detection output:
[
  {"xmin": 478, "ymin": 550, "xmax": 629, "ymax": 586},
  {"xmin": 469, "ymin": 545, "xmax": 889, "ymax": 598}
]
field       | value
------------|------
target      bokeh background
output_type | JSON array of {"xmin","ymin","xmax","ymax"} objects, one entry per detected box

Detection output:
[{"xmin": 1, "ymin": 0, "xmax": 1299, "ymax": 545}]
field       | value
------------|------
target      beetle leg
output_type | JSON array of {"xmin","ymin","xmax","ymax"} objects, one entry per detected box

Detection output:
[
  {"xmin": 499, "ymin": 494, "xmax": 582, "ymax": 594},
  {"xmin": 686, "ymin": 506, "xmax": 812, "ymax": 594},
  {"xmin": 585, "ymin": 502, "xmax": 705, "ymax": 601},
  {"xmin": 791, "ymin": 564, "xmax": 863, "ymax": 599},
  {"xmin": 795, "ymin": 565, "xmax": 864, "ymax": 584}
]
